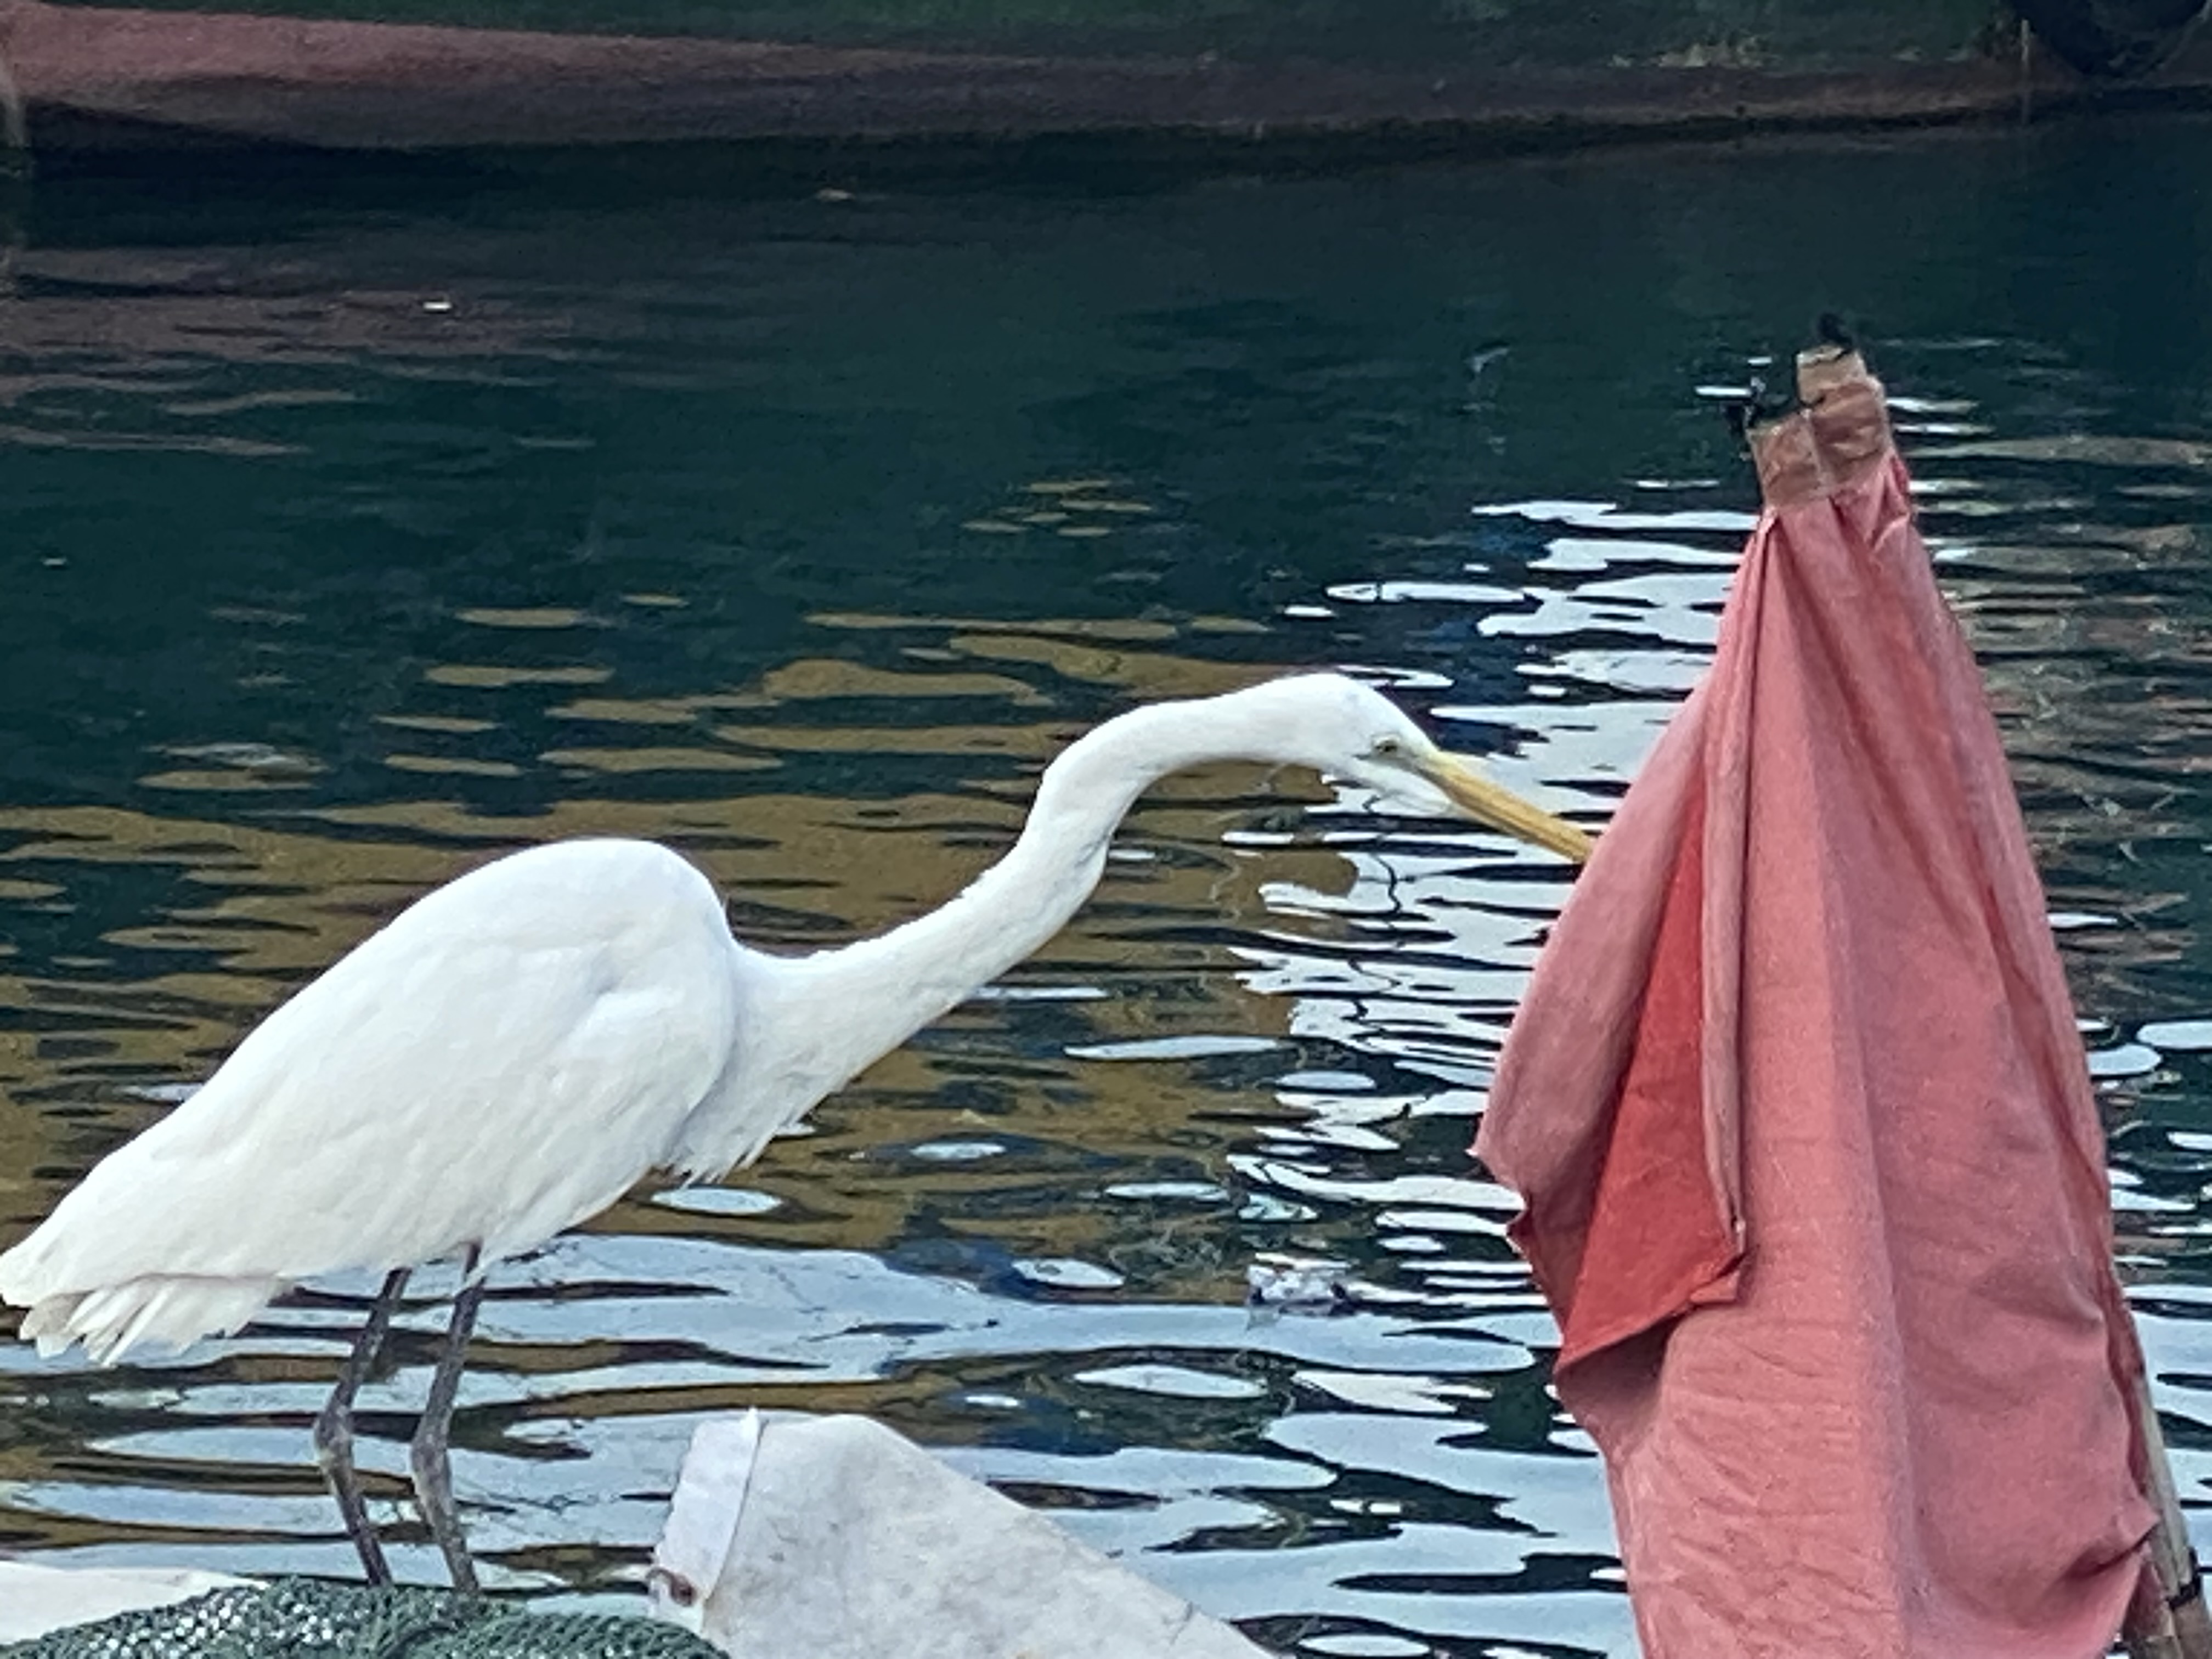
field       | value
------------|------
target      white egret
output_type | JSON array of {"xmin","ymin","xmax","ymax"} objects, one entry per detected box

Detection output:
[{"xmin": 0, "ymin": 672, "xmax": 1589, "ymax": 1590}]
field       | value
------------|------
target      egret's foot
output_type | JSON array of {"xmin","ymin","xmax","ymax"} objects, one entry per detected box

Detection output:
[
  {"xmin": 313, "ymin": 1267, "xmax": 410, "ymax": 1586},
  {"xmin": 409, "ymin": 1255, "xmax": 486, "ymax": 1596}
]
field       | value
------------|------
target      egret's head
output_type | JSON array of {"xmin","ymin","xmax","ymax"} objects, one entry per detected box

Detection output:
[{"xmin": 1229, "ymin": 674, "xmax": 1593, "ymax": 864}]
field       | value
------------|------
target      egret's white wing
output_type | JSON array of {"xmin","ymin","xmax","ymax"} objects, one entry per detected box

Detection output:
[{"xmin": 0, "ymin": 840, "xmax": 741, "ymax": 1307}]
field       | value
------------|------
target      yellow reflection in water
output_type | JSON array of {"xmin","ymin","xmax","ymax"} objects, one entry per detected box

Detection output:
[
  {"xmin": 425, "ymin": 664, "xmax": 613, "ymax": 689},
  {"xmin": 540, "ymin": 747, "xmax": 776, "ymax": 775},
  {"xmin": 810, "ymin": 612, "xmax": 1178, "ymax": 642},
  {"xmin": 375, "ymin": 713, "xmax": 501, "ymax": 735},
  {"xmin": 753, "ymin": 661, "xmax": 1051, "ymax": 706},
  {"xmin": 949, "ymin": 633, "xmax": 1256, "ymax": 699},
  {"xmin": 455, "ymin": 607, "xmax": 591, "ymax": 629},
  {"xmin": 550, "ymin": 697, "xmax": 715, "ymax": 725}
]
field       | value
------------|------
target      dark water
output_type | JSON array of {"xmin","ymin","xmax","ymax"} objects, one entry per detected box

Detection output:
[{"xmin": 1, "ymin": 117, "xmax": 2209, "ymax": 1658}]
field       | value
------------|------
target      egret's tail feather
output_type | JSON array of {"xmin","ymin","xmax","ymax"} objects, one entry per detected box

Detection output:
[{"xmin": 12, "ymin": 1276, "xmax": 283, "ymax": 1364}]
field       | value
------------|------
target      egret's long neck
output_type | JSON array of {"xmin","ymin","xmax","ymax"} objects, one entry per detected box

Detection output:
[
  {"xmin": 672, "ymin": 682, "xmax": 1329, "ymax": 1178},
  {"xmin": 788, "ymin": 702, "xmax": 1214, "ymax": 1069}
]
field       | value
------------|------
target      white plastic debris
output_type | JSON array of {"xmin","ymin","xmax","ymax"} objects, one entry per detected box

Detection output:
[
  {"xmin": 648, "ymin": 1412, "xmax": 1273, "ymax": 1659},
  {"xmin": 648, "ymin": 1410, "xmax": 765, "ymax": 1637},
  {"xmin": 0, "ymin": 1563, "xmax": 254, "ymax": 1641}
]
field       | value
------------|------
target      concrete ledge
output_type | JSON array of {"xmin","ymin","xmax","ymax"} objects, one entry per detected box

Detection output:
[{"xmin": 4, "ymin": 0, "xmax": 2212, "ymax": 156}]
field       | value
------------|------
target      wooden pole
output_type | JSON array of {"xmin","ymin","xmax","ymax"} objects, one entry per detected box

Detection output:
[{"xmin": 2122, "ymin": 1367, "xmax": 2212, "ymax": 1659}]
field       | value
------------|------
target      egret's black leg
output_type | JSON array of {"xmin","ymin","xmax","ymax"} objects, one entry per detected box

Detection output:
[
  {"xmin": 314, "ymin": 1266, "xmax": 411, "ymax": 1585},
  {"xmin": 410, "ymin": 1248, "xmax": 486, "ymax": 1595}
]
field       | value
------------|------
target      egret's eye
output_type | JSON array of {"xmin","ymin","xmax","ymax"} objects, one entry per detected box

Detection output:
[{"xmin": 1372, "ymin": 735, "xmax": 1407, "ymax": 760}]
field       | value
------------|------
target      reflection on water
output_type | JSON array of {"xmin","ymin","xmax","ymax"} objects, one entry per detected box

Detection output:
[{"xmin": 2, "ymin": 121, "xmax": 2210, "ymax": 1657}]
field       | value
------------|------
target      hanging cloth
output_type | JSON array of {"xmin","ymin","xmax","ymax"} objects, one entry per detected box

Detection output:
[{"xmin": 1476, "ymin": 348, "xmax": 2154, "ymax": 1658}]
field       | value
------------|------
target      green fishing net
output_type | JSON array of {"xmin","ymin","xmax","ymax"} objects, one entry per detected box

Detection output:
[{"xmin": 2, "ymin": 1579, "xmax": 724, "ymax": 1659}]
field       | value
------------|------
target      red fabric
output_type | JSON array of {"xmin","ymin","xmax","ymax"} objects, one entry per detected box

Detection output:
[{"xmin": 1476, "ymin": 356, "xmax": 2155, "ymax": 1658}]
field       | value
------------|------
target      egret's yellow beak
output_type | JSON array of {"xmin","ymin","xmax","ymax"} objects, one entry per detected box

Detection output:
[{"xmin": 1418, "ymin": 752, "xmax": 1594, "ymax": 864}]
